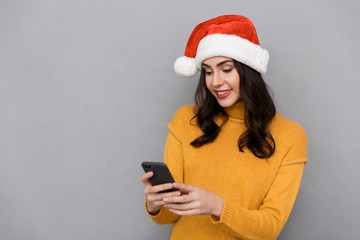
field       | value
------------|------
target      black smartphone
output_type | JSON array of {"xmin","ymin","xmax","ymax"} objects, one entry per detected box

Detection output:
[{"xmin": 141, "ymin": 161, "xmax": 179, "ymax": 193}]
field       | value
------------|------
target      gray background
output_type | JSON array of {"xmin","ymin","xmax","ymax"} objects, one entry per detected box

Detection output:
[{"xmin": 1, "ymin": 0, "xmax": 359, "ymax": 239}]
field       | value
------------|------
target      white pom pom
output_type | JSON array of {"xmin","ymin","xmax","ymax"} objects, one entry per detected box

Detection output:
[{"xmin": 174, "ymin": 56, "xmax": 198, "ymax": 77}]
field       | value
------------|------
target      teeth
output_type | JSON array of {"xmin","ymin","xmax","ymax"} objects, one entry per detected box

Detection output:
[{"xmin": 217, "ymin": 90, "xmax": 231, "ymax": 95}]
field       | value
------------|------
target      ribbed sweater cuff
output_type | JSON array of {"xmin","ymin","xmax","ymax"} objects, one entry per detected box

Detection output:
[{"xmin": 210, "ymin": 197, "xmax": 237, "ymax": 226}]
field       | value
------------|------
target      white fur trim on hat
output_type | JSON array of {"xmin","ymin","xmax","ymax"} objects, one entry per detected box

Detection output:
[
  {"xmin": 174, "ymin": 56, "xmax": 198, "ymax": 77},
  {"xmin": 195, "ymin": 34, "xmax": 269, "ymax": 74}
]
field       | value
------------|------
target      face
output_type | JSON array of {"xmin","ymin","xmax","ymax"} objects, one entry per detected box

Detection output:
[{"xmin": 202, "ymin": 56, "xmax": 240, "ymax": 108}]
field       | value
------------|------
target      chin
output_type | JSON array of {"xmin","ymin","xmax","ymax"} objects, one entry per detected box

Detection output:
[{"xmin": 217, "ymin": 99, "xmax": 237, "ymax": 108}]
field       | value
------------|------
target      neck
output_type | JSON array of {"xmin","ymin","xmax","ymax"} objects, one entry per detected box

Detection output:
[{"xmin": 224, "ymin": 101, "xmax": 245, "ymax": 120}]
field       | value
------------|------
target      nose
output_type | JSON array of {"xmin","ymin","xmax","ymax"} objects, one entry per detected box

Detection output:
[{"xmin": 211, "ymin": 70, "xmax": 224, "ymax": 87}]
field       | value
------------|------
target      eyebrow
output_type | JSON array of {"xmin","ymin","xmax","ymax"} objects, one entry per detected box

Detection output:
[{"xmin": 202, "ymin": 60, "xmax": 233, "ymax": 68}]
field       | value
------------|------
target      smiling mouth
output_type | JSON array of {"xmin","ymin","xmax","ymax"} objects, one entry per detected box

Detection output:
[
  {"xmin": 215, "ymin": 89, "xmax": 231, "ymax": 95},
  {"xmin": 215, "ymin": 89, "xmax": 232, "ymax": 99}
]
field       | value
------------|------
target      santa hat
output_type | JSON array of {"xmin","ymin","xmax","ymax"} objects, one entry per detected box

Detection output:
[{"xmin": 174, "ymin": 15, "xmax": 269, "ymax": 77}]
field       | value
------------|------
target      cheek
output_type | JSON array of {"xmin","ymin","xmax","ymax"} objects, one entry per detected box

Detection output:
[{"xmin": 231, "ymin": 75, "xmax": 240, "ymax": 93}]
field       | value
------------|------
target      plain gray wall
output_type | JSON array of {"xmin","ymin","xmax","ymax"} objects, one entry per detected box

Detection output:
[{"xmin": 1, "ymin": 0, "xmax": 359, "ymax": 239}]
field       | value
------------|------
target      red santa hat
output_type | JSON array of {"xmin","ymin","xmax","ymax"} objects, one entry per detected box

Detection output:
[{"xmin": 174, "ymin": 15, "xmax": 269, "ymax": 77}]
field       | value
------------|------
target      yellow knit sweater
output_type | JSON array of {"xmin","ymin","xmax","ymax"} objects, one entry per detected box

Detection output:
[{"xmin": 146, "ymin": 102, "xmax": 308, "ymax": 240}]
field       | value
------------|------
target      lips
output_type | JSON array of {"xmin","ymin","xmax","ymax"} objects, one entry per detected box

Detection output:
[{"xmin": 215, "ymin": 89, "xmax": 232, "ymax": 99}]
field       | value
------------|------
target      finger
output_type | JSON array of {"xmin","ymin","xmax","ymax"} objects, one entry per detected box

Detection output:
[
  {"xmin": 168, "ymin": 208, "xmax": 200, "ymax": 216},
  {"xmin": 141, "ymin": 171, "xmax": 154, "ymax": 182},
  {"xmin": 172, "ymin": 182, "xmax": 195, "ymax": 194},
  {"xmin": 163, "ymin": 194, "xmax": 192, "ymax": 204},
  {"xmin": 165, "ymin": 201, "xmax": 197, "ymax": 211},
  {"xmin": 141, "ymin": 171, "xmax": 153, "ymax": 184},
  {"xmin": 150, "ymin": 183, "xmax": 175, "ymax": 194},
  {"xmin": 149, "ymin": 200, "xmax": 167, "ymax": 208},
  {"xmin": 158, "ymin": 191, "xmax": 182, "ymax": 199},
  {"xmin": 147, "ymin": 191, "xmax": 181, "ymax": 202}
]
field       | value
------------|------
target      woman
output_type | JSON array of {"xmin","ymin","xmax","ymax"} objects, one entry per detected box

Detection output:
[{"xmin": 141, "ymin": 15, "xmax": 307, "ymax": 240}]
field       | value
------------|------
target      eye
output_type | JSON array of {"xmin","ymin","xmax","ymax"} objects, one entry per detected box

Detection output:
[
  {"xmin": 223, "ymin": 68, "xmax": 233, "ymax": 73},
  {"xmin": 203, "ymin": 69, "xmax": 213, "ymax": 75}
]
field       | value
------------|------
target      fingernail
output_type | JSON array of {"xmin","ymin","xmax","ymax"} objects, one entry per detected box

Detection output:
[{"xmin": 163, "ymin": 198, "xmax": 168, "ymax": 202}]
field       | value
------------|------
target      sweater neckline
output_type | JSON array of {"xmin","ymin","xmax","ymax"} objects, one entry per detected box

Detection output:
[{"xmin": 224, "ymin": 101, "xmax": 245, "ymax": 120}]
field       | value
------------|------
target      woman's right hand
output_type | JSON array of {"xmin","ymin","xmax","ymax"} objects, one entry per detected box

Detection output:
[{"xmin": 141, "ymin": 171, "xmax": 181, "ymax": 214}]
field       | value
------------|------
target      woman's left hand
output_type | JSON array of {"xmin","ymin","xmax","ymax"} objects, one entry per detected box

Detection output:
[{"xmin": 163, "ymin": 182, "xmax": 224, "ymax": 218}]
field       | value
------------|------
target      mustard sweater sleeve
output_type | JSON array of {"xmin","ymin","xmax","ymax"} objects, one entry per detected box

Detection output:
[
  {"xmin": 208, "ymin": 119, "xmax": 307, "ymax": 239},
  {"xmin": 145, "ymin": 127, "xmax": 183, "ymax": 224},
  {"xmin": 211, "ymin": 162, "xmax": 305, "ymax": 239}
]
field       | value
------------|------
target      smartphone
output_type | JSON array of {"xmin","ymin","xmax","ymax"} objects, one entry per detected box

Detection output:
[{"xmin": 141, "ymin": 161, "xmax": 179, "ymax": 193}]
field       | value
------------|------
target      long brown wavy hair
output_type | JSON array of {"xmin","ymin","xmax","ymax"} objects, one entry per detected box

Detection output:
[{"xmin": 190, "ymin": 60, "xmax": 276, "ymax": 159}]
